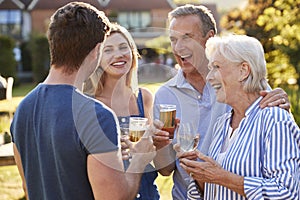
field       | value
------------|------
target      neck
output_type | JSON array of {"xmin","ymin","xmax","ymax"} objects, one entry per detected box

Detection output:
[
  {"xmin": 182, "ymin": 60, "xmax": 209, "ymax": 94},
  {"xmin": 184, "ymin": 71, "xmax": 207, "ymax": 94},
  {"xmin": 97, "ymin": 74, "xmax": 130, "ymax": 97},
  {"xmin": 231, "ymin": 92, "xmax": 260, "ymax": 129},
  {"xmin": 43, "ymin": 66, "xmax": 90, "ymax": 91}
]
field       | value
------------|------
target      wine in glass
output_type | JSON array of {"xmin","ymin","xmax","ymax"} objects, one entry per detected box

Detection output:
[{"xmin": 176, "ymin": 123, "xmax": 200, "ymax": 152}]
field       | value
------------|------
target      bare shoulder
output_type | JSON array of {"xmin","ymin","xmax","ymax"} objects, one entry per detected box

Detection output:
[
  {"xmin": 139, "ymin": 87, "xmax": 153, "ymax": 104},
  {"xmin": 139, "ymin": 87, "xmax": 153, "ymax": 121}
]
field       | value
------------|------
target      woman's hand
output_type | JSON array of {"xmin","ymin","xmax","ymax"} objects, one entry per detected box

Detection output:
[
  {"xmin": 179, "ymin": 150, "xmax": 224, "ymax": 184},
  {"xmin": 173, "ymin": 143, "xmax": 198, "ymax": 161},
  {"xmin": 120, "ymin": 136, "xmax": 130, "ymax": 160}
]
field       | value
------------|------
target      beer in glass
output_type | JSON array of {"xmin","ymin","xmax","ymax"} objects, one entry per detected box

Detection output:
[
  {"xmin": 129, "ymin": 117, "xmax": 148, "ymax": 142},
  {"xmin": 159, "ymin": 104, "xmax": 176, "ymax": 139}
]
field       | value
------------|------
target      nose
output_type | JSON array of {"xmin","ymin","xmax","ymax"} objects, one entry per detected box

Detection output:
[
  {"xmin": 114, "ymin": 49, "xmax": 125, "ymax": 58},
  {"xmin": 206, "ymin": 69, "xmax": 214, "ymax": 83},
  {"xmin": 173, "ymin": 38, "xmax": 185, "ymax": 54}
]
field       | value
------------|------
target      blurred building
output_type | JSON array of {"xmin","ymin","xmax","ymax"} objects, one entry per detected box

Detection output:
[
  {"xmin": 0, "ymin": 0, "xmax": 219, "ymax": 80},
  {"xmin": 0, "ymin": 0, "xmax": 177, "ymax": 44}
]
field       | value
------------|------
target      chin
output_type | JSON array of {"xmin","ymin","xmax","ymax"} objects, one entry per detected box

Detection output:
[
  {"xmin": 216, "ymin": 96, "xmax": 226, "ymax": 104},
  {"xmin": 181, "ymin": 63, "xmax": 196, "ymax": 72}
]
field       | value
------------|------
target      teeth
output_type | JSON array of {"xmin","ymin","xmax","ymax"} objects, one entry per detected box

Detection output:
[
  {"xmin": 112, "ymin": 61, "xmax": 125, "ymax": 66},
  {"xmin": 181, "ymin": 55, "xmax": 190, "ymax": 58},
  {"xmin": 212, "ymin": 84, "xmax": 222, "ymax": 90}
]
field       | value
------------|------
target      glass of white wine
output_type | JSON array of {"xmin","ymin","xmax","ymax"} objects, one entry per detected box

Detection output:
[
  {"xmin": 176, "ymin": 122, "xmax": 200, "ymax": 185},
  {"xmin": 176, "ymin": 123, "xmax": 200, "ymax": 152}
]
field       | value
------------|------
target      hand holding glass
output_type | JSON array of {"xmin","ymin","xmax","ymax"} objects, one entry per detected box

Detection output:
[
  {"xmin": 159, "ymin": 104, "xmax": 176, "ymax": 139},
  {"xmin": 120, "ymin": 123, "xmax": 130, "ymax": 160}
]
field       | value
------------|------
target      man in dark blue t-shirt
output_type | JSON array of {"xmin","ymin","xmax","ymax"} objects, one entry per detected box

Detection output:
[{"xmin": 10, "ymin": 2, "xmax": 156, "ymax": 199}]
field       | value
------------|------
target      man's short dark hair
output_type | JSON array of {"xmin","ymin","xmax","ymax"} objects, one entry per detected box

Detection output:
[{"xmin": 47, "ymin": 2, "xmax": 110, "ymax": 73}]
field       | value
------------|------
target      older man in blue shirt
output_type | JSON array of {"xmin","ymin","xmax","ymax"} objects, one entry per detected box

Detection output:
[{"xmin": 152, "ymin": 4, "xmax": 291, "ymax": 200}]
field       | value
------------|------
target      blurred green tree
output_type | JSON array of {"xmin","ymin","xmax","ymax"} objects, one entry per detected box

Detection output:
[
  {"xmin": 221, "ymin": 0, "xmax": 300, "ymax": 124},
  {"xmin": 27, "ymin": 33, "xmax": 49, "ymax": 83},
  {"xmin": 0, "ymin": 35, "xmax": 17, "ymax": 78},
  {"xmin": 221, "ymin": 0, "xmax": 299, "ymax": 88}
]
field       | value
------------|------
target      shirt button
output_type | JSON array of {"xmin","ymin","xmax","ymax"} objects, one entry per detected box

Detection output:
[{"xmin": 197, "ymin": 95, "xmax": 201, "ymax": 99}]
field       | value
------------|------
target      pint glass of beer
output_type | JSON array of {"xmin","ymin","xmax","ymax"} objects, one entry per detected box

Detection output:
[
  {"xmin": 129, "ymin": 117, "xmax": 148, "ymax": 142},
  {"xmin": 159, "ymin": 104, "xmax": 176, "ymax": 139}
]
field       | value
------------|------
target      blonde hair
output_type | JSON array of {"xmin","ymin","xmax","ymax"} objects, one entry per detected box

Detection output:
[{"xmin": 83, "ymin": 23, "xmax": 140, "ymax": 96}]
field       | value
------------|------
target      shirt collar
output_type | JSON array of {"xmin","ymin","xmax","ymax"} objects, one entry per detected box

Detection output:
[
  {"xmin": 226, "ymin": 96, "xmax": 263, "ymax": 121},
  {"xmin": 169, "ymin": 69, "xmax": 194, "ymax": 89},
  {"xmin": 245, "ymin": 96, "xmax": 263, "ymax": 117}
]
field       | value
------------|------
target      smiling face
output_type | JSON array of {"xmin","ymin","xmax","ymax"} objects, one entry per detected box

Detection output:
[
  {"xmin": 100, "ymin": 32, "xmax": 133, "ymax": 78},
  {"xmin": 169, "ymin": 15, "xmax": 209, "ymax": 75},
  {"xmin": 206, "ymin": 51, "xmax": 243, "ymax": 105}
]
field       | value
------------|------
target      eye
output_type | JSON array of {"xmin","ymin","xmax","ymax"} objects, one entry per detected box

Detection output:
[
  {"xmin": 213, "ymin": 64, "xmax": 219, "ymax": 69},
  {"xmin": 119, "ymin": 45, "xmax": 129, "ymax": 51},
  {"xmin": 208, "ymin": 64, "xmax": 219, "ymax": 71},
  {"xmin": 170, "ymin": 37, "xmax": 177, "ymax": 43},
  {"xmin": 103, "ymin": 48, "xmax": 113, "ymax": 53},
  {"xmin": 182, "ymin": 34, "xmax": 192, "ymax": 41}
]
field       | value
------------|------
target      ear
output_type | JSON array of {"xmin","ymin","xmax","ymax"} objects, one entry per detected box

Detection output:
[
  {"xmin": 206, "ymin": 30, "xmax": 215, "ymax": 39},
  {"xmin": 238, "ymin": 62, "xmax": 251, "ymax": 82}
]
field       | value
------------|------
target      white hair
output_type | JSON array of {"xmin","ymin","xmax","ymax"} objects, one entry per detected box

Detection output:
[{"xmin": 205, "ymin": 34, "xmax": 268, "ymax": 92}]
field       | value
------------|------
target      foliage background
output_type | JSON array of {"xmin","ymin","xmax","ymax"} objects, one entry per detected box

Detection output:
[
  {"xmin": 0, "ymin": 36, "xmax": 17, "ymax": 79},
  {"xmin": 221, "ymin": 0, "xmax": 300, "ymax": 123}
]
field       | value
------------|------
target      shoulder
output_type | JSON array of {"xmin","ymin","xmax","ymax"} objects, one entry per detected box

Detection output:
[
  {"xmin": 215, "ymin": 111, "xmax": 232, "ymax": 126},
  {"xmin": 260, "ymin": 106, "xmax": 293, "ymax": 123},
  {"xmin": 139, "ymin": 87, "xmax": 153, "ymax": 107},
  {"xmin": 74, "ymin": 91, "xmax": 116, "ymax": 123},
  {"xmin": 155, "ymin": 77, "xmax": 178, "ymax": 97}
]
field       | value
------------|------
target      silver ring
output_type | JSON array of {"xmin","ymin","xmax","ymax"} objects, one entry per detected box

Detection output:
[{"xmin": 189, "ymin": 172, "xmax": 193, "ymax": 177}]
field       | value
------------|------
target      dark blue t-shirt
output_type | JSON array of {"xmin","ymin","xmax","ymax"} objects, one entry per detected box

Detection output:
[{"xmin": 11, "ymin": 84, "xmax": 118, "ymax": 199}]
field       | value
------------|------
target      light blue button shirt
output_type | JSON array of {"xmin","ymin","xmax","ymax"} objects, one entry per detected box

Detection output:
[{"xmin": 154, "ymin": 69, "xmax": 230, "ymax": 200}]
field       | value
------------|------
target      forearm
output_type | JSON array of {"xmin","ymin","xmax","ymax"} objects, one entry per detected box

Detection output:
[
  {"xmin": 124, "ymin": 172, "xmax": 143, "ymax": 199},
  {"xmin": 13, "ymin": 144, "xmax": 28, "ymax": 199},
  {"xmin": 218, "ymin": 171, "xmax": 245, "ymax": 197},
  {"xmin": 153, "ymin": 144, "xmax": 176, "ymax": 176},
  {"xmin": 125, "ymin": 155, "xmax": 150, "ymax": 199}
]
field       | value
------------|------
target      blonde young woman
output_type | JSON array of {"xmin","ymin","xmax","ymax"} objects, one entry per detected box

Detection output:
[{"xmin": 84, "ymin": 24, "xmax": 159, "ymax": 200}]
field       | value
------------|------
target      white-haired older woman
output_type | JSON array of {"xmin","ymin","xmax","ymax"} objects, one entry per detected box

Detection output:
[{"xmin": 179, "ymin": 35, "xmax": 300, "ymax": 199}]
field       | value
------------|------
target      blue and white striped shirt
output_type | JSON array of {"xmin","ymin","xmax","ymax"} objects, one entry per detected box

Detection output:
[{"xmin": 205, "ymin": 97, "xmax": 300, "ymax": 200}]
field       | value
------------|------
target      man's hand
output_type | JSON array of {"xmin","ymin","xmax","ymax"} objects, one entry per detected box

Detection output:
[
  {"xmin": 152, "ymin": 119, "xmax": 172, "ymax": 150},
  {"xmin": 260, "ymin": 88, "xmax": 290, "ymax": 111}
]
